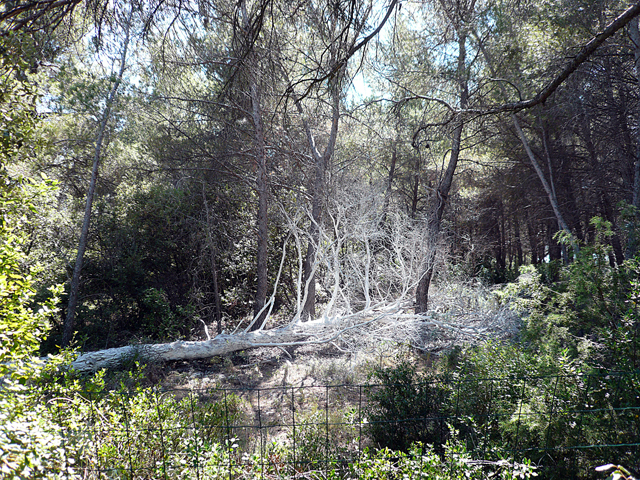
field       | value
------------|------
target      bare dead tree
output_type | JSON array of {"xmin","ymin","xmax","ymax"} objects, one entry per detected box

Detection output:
[{"xmin": 68, "ymin": 182, "xmax": 513, "ymax": 373}]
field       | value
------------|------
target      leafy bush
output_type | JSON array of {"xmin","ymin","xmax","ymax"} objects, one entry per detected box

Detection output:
[
  {"xmin": 282, "ymin": 405, "xmax": 361, "ymax": 474},
  {"xmin": 440, "ymin": 219, "xmax": 640, "ymax": 478},
  {"xmin": 140, "ymin": 287, "xmax": 195, "ymax": 341},
  {"xmin": 364, "ymin": 361, "xmax": 449, "ymax": 452},
  {"xmin": 3, "ymin": 380, "xmax": 245, "ymax": 480},
  {"xmin": 83, "ymin": 388, "xmax": 245, "ymax": 477},
  {"xmin": 491, "ymin": 223, "xmax": 637, "ymax": 370},
  {"xmin": 0, "ymin": 40, "xmax": 71, "ymax": 477},
  {"xmin": 435, "ymin": 341, "xmax": 640, "ymax": 479},
  {"xmin": 350, "ymin": 440, "xmax": 536, "ymax": 480}
]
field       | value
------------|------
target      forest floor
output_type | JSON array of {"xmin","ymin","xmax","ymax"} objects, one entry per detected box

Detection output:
[
  {"xmin": 137, "ymin": 341, "xmax": 414, "ymax": 449},
  {"xmin": 144, "ymin": 340, "xmax": 403, "ymax": 409}
]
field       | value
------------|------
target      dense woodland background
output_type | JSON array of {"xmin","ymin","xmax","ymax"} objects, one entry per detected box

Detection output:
[
  {"xmin": 4, "ymin": 0, "xmax": 640, "ymax": 351},
  {"xmin": 2, "ymin": 0, "xmax": 640, "ymax": 478}
]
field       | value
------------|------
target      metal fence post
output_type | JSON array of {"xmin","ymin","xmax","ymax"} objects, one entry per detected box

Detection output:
[
  {"xmin": 188, "ymin": 390, "xmax": 201, "ymax": 480},
  {"xmin": 154, "ymin": 388, "xmax": 168, "ymax": 480}
]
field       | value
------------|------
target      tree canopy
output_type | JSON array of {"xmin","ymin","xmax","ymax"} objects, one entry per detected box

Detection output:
[{"xmin": 2, "ymin": 0, "xmax": 640, "ymax": 356}]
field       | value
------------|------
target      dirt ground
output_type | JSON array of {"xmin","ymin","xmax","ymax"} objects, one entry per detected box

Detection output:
[{"xmin": 129, "ymin": 342, "xmax": 415, "ymax": 451}]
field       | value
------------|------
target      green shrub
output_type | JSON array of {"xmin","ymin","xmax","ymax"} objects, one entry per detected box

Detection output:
[
  {"xmin": 364, "ymin": 361, "xmax": 449, "ymax": 453},
  {"xmin": 0, "ymin": 51, "xmax": 70, "ymax": 477},
  {"xmin": 441, "ymin": 220, "xmax": 640, "ymax": 477},
  {"xmin": 350, "ymin": 440, "xmax": 536, "ymax": 480},
  {"xmin": 82, "ymin": 388, "xmax": 244, "ymax": 477},
  {"xmin": 496, "ymin": 218, "xmax": 636, "ymax": 369},
  {"xmin": 437, "ymin": 341, "xmax": 640, "ymax": 479}
]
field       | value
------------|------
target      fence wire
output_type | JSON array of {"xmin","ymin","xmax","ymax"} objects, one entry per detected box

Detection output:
[{"xmin": 4, "ymin": 370, "xmax": 639, "ymax": 479}]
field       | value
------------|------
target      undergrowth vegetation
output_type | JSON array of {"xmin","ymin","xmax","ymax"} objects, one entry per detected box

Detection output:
[
  {"xmin": 438, "ymin": 219, "xmax": 640, "ymax": 477},
  {"xmin": 3, "ymin": 376, "xmax": 539, "ymax": 480},
  {"xmin": 2, "ymin": 214, "xmax": 639, "ymax": 479}
]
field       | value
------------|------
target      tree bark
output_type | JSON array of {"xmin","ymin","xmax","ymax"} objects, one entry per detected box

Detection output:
[
  {"xmin": 511, "ymin": 114, "xmax": 578, "ymax": 257},
  {"xmin": 293, "ymin": 72, "xmax": 341, "ymax": 321},
  {"xmin": 415, "ymin": 19, "xmax": 468, "ymax": 313},
  {"xmin": 69, "ymin": 304, "xmax": 405, "ymax": 374},
  {"xmin": 250, "ymin": 81, "xmax": 269, "ymax": 330},
  {"xmin": 62, "ymin": 8, "xmax": 132, "ymax": 347},
  {"xmin": 203, "ymin": 188, "xmax": 223, "ymax": 334},
  {"xmin": 240, "ymin": 0, "xmax": 269, "ymax": 331},
  {"xmin": 71, "ymin": 327, "xmax": 308, "ymax": 373},
  {"xmin": 410, "ymin": 154, "xmax": 421, "ymax": 219},
  {"xmin": 66, "ymin": 302, "xmax": 483, "ymax": 373},
  {"xmin": 514, "ymin": 212, "xmax": 523, "ymax": 267},
  {"xmin": 526, "ymin": 210, "xmax": 539, "ymax": 264},
  {"xmin": 626, "ymin": 16, "xmax": 640, "ymax": 259},
  {"xmin": 381, "ymin": 139, "xmax": 398, "ymax": 224}
]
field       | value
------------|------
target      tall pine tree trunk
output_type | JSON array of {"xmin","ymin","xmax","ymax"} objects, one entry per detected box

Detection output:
[
  {"xmin": 239, "ymin": 0, "xmax": 269, "ymax": 331},
  {"xmin": 626, "ymin": 16, "xmax": 640, "ymax": 259},
  {"xmin": 511, "ymin": 114, "xmax": 578, "ymax": 258},
  {"xmin": 416, "ymin": 24, "xmax": 468, "ymax": 313},
  {"xmin": 250, "ymin": 82, "xmax": 269, "ymax": 329},
  {"xmin": 62, "ymin": 8, "xmax": 132, "ymax": 346},
  {"xmin": 473, "ymin": 28, "xmax": 578, "ymax": 259}
]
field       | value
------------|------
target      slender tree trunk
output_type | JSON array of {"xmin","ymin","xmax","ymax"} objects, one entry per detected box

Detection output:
[
  {"xmin": 416, "ymin": 26, "xmax": 468, "ymax": 313},
  {"xmin": 626, "ymin": 17, "xmax": 640, "ymax": 258},
  {"xmin": 410, "ymin": 155, "xmax": 420, "ymax": 218},
  {"xmin": 292, "ymin": 73, "xmax": 341, "ymax": 321},
  {"xmin": 301, "ymin": 166, "xmax": 324, "ymax": 320},
  {"xmin": 498, "ymin": 201, "xmax": 506, "ymax": 271},
  {"xmin": 579, "ymin": 101, "xmax": 625, "ymax": 264},
  {"xmin": 211, "ymin": 247, "xmax": 222, "ymax": 334},
  {"xmin": 601, "ymin": 193, "xmax": 625, "ymax": 265},
  {"xmin": 526, "ymin": 210, "xmax": 539, "ymax": 264},
  {"xmin": 514, "ymin": 212, "xmax": 523, "ymax": 267},
  {"xmin": 203, "ymin": 188, "xmax": 223, "ymax": 334},
  {"xmin": 62, "ymin": 9, "xmax": 132, "ymax": 347},
  {"xmin": 547, "ymin": 220, "xmax": 562, "ymax": 261},
  {"xmin": 250, "ymin": 82, "xmax": 269, "ymax": 329},
  {"xmin": 511, "ymin": 114, "xmax": 578, "ymax": 256},
  {"xmin": 238, "ymin": 0, "xmax": 269, "ymax": 331},
  {"xmin": 381, "ymin": 140, "xmax": 398, "ymax": 224},
  {"xmin": 473, "ymin": 30, "xmax": 578, "ymax": 259},
  {"xmin": 376, "ymin": 138, "xmax": 398, "ymax": 257},
  {"xmin": 541, "ymin": 119, "xmax": 581, "ymax": 261}
]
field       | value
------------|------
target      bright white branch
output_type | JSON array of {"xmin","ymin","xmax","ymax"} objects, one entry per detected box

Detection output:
[{"xmin": 67, "ymin": 183, "xmax": 516, "ymax": 373}]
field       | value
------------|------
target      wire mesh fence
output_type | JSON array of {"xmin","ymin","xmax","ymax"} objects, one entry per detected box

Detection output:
[{"xmin": 4, "ymin": 370, "xmax": 639, "ymax": 479}]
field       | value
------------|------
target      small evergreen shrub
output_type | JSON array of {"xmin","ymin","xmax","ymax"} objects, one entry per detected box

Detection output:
[
  {"xmin": 350, "ymin": 440, "xmax": 536, "ymax": 480},
  {"xmin": 364, "ymin": 361, "xmax": 449, "ymax": 452}
]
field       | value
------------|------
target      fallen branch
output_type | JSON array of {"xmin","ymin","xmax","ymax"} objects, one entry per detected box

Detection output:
[
  {"xmin": 71, "ymin": 325, "xmax": 305, "ymax": 373},
  {"xmin": 70, "ymin": 304, "xmax": 504, "ymax": 373},
  {"xmin": 70, "ymin": 305, "xmax": 399, "ymax": 373},
  {"xmin": 67, "ymin": 189, "xmax": 512, "ymax": 373}
]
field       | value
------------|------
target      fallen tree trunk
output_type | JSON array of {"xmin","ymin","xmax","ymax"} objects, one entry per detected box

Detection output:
[
  {"xmin": 69, "ymin": 304, "xmax": 511, "ymax": 373},
  {"xmin": 71, "ymin": 325, "xmax": 309, "ymax": 373},
  {"xmin": 70, "ymin": 311, "xmax": 392, "ymax": 373},
  {"xmin": 68, "ymin": 196, "xmax": 519, "ymax": 374}
]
